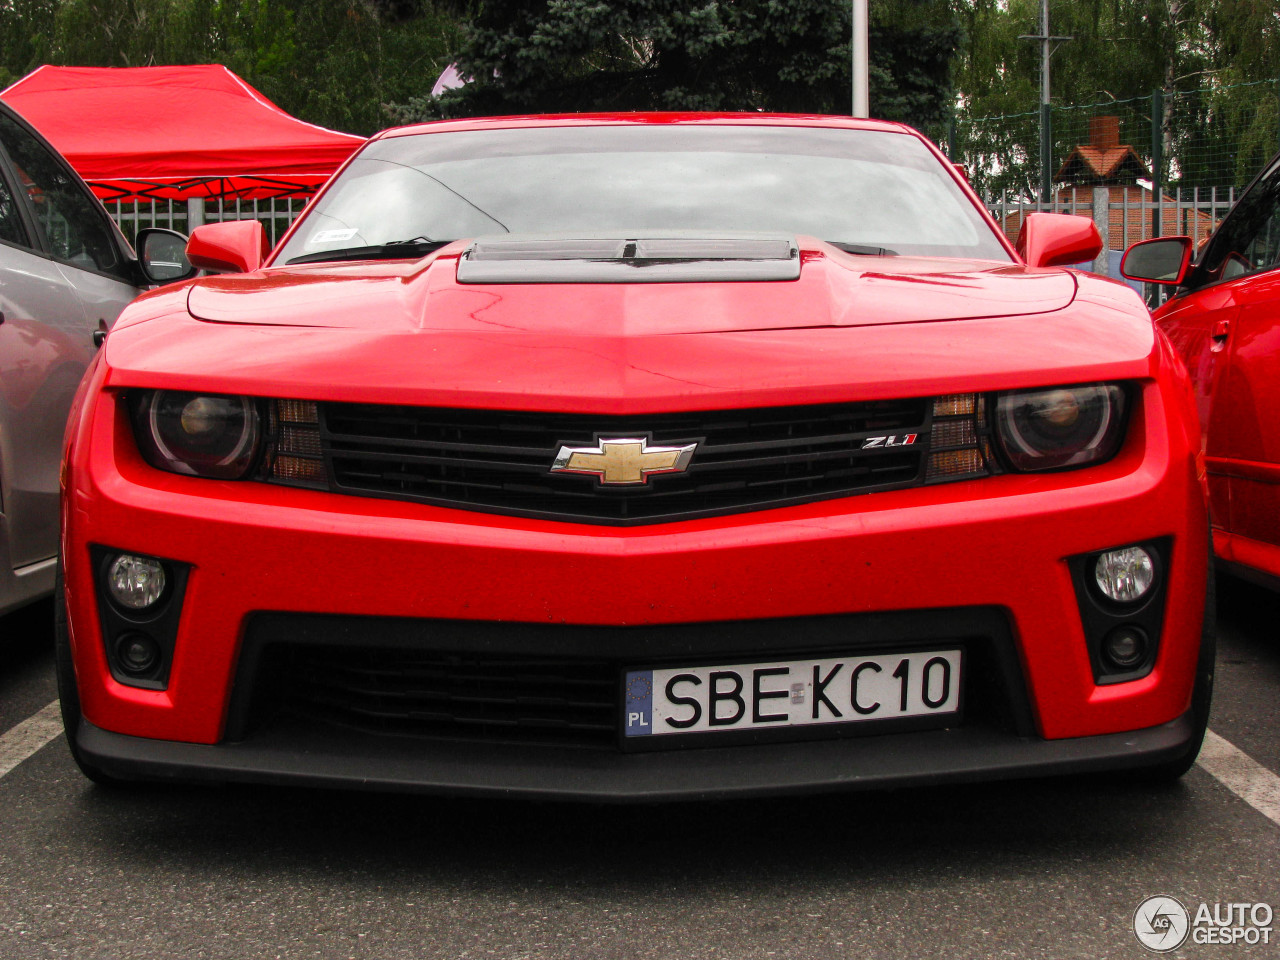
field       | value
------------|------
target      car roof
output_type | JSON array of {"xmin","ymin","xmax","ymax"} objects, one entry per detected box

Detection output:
[{"xmin": 374, "ymin": 112, "xmax": 917, "ymax": 141}]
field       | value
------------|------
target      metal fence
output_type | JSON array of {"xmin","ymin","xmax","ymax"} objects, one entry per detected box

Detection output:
[
  {"xmin": 985, "ymin": 186, "xmax": 1240, "ymax": 252},
  {"xmin": 950, "ymin": 80, "xmax": 1280, "ymax": 203},
  {"xmin": 107, "ymin": 197, "xmax": 307, "ymax": 249},
  {"xmin": 983, "ymin": 186, "xmax": 1242, "ymax": 308}
]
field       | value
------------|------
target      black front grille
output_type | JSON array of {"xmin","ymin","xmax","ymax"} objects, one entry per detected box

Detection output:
[
  {"xmin": 320, "ymin": 399, "xmax": 930, "ymax": 523},
  {"xmin": 284, "ymin": 649, "xmax": 617, "ymax": 747}
]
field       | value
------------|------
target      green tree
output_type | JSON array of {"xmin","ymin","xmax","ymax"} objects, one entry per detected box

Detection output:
[
  {"xmin": 245, "ymin": 0, "xmax": 463, "ymax": 135},
  {"xmin": 0, "ymin": 0, "xmax": 62, "ymax": 89},
  {"xmin": 0, "ymin": 0, "xmax": 463, "ymax": 135},
  {"xmin": 1203, "ymin": 0, "xmax": 1280, "ymax": 186},
  {"xmin": 953, "ymin": 0, "xmax": 1203, "ymax": 196},
  {"xmin": 870, "ymin": 2, "xmax": 965, "ymax": 138},
  {"xmin": 951, "ymin": 0, "xmax": 1278, "ymax": 195},
  {"xmin": 387, "ymin": 0, "xmax": 962, "ymax": 138}
]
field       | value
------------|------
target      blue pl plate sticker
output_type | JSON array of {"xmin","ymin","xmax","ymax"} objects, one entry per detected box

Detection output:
[{"xmin": 623, "ymin": 670, "xmax": 654, "ymax": 736}]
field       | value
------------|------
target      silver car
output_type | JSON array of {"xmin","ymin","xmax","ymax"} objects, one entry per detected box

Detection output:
[{"xmin": 0, "ymin": 101, "xmax": 191, "ymax": 616}]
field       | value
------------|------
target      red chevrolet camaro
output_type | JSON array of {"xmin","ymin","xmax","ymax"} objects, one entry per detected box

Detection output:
[{"xmin": 59, "ymin": 115, "xmax": 1212, "ymax": 799}]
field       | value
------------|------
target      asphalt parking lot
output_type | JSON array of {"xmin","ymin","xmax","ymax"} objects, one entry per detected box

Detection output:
[{"xmin": 1, "ymin": 575, "xmax": 1277, "ymax": 960}]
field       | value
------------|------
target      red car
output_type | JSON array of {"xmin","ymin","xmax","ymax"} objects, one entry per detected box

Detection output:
[
  {"xmin": 1124, "ymin": 152, "xmax": 1280, "ymax": 594},
  {"xmin": 59, "ymin": 115, "xmax": 1212, "ymax": 799}
]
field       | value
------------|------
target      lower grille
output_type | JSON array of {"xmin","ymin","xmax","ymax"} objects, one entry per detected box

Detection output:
[
  {"xmin": 231, "ymin": 611, "xmax": 1030, "ymax": 750},
  {"xmin": 284, "ymin": 649, "xmax": 617, "ymax": 747}
]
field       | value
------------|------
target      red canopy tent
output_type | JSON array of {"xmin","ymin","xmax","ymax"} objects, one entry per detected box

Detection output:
[{"xmin": 0, "ymin": 64, "xmax": 365, "ymax": 201}]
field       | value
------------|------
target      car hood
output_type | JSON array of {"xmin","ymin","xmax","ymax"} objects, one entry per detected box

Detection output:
[{"xmin": 185, "ymin": 238, "xmax": 1078, "ymax": 335}]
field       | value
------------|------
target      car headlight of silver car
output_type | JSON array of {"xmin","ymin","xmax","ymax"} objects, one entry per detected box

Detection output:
[{"xmin": 129, "ymin": 390, "xmax": 263, "ymax": 479}]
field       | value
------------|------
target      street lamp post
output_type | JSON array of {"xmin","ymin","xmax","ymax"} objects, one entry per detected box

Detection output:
[{"xmin": 852, "ymin": 0, "xmax": 868, "ymax": 118}]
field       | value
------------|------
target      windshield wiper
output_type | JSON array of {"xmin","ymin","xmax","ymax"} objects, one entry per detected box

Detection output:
[
  {"xmin": 827, "ymin": 242, "xmax": 898, "ymax": 256},
  {"xmin": 285, "ymin": 237, "xmax": 453, "ymax": 265}
]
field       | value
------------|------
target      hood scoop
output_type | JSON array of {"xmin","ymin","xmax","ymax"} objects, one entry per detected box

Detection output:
[{"xmin": 456, "ymin": 235, "xmax": 800, "ymax": 284}]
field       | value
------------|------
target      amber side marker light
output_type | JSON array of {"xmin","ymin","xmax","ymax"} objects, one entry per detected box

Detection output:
[
  {"xmin": 925, "ymin": 394, "xmax": 994, "ymax": 481},
  {"xmin": 268, "ymin": 399, "xmax": 328, "ymax": 487}
]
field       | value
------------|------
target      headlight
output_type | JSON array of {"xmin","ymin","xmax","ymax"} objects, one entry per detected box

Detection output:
[
  {"xmin": 131, "ymin": 390, "xmax": 262, "ymax": 478},
  {"xmin": 993, "ymin": 383, "xmax": 1127, "ymax": 472}
]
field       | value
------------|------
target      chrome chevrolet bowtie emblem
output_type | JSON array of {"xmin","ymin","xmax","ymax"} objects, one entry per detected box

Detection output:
[{"xmin": 551, "ymin": 437, "xmax": 697, "ymax": 485}]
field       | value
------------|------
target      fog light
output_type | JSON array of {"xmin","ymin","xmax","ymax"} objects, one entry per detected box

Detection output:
[
  {"xmin": 107, "ymin": 554, "xmax": 167, "ymax": 609},
  {"xmin": 1094, "ymin": 546, "xmax": 1154, "ymax": 603},
  {"xmin": 116, "ymin": 633, "xmax": 161, "ymax": 675},
  {"xmin": 1103, "ymin": 625, "xmax": 1148, "ymax": 669}
]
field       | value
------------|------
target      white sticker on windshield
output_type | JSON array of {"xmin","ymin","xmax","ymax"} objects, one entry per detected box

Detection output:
[{"xmin": 309, "ymin": 228, "xmax": 360, "ymax": 245}]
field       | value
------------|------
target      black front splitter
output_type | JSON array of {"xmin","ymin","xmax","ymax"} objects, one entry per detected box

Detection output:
[{"xmin": 76, "ymin": 711, "xmax": 1196, "ymax": 803}]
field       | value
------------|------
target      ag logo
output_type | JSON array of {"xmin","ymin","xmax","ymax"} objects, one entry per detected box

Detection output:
[{"xmin": 1133, "ymin": 895, "xmax": 1190, "ymax": 952}]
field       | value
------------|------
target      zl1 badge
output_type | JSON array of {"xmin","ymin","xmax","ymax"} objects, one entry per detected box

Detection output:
[{"xmin": 861, "ymin": 434, "xmax": 917, "ymax": 449}]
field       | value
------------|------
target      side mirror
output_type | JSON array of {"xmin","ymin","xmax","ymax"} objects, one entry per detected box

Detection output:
[
  {"xmin": 136, "ymin": 227, "xmax": 197, "ymax": 284},
  {"xmin": 1120, "ymin": 236, "xmax": 1193, "ymax": 285},
  {"xmin": 1016, "ymin": 212, "xmax": 1103, "ymax": 268},
  {"xmin": 186, "ymin": 220, "xmax": 271, "ymax": 274}
]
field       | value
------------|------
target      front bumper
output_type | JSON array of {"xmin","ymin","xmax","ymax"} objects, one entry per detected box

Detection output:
[
  {"xmin": 77, "ymin": 711, "xmax": 1198, "ymax": 802},
  {"xmin": 62, "ymin": 376, "xmax": 1210, "ymax": 795}
]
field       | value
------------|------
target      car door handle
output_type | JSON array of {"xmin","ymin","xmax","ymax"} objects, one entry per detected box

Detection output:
[{"xmin": 1212, "ymin": 319, "xmax": 1232, "ymax": 341}]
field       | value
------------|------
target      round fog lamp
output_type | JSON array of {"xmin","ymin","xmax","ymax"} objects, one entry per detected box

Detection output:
[
  {"xmin": 1103, "ymin": 625, "xmax": 1148, "ymax": 669},
  {"xmin": 1094, "ymin": 546, "xmax": 1155, "ymax": 603},
  {"xmin": 107, "ymin": 554, "xmax": 166, "ymax": 610},
  {"xmin": 116, "ymin": 633, "xmax": 161, "ymax": 675}
]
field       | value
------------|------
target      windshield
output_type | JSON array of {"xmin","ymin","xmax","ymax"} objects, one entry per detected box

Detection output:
[{"xmin": 277, "ymin": 124, "xmax": 1011, "ymax": 264}]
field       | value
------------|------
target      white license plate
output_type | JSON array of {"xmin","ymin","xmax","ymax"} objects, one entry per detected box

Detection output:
[{"xmin": 623, "ymin": 649, "xmax": 961, "ymax": 738}]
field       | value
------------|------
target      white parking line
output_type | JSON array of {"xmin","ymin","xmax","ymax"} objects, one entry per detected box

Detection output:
[
  {"xmin": 0, "ymin": 700, "xmax": 63, "ymax": 780},
  {"xmin": 1197, "ymin": 728, "xmax": 1280, "ymax": 827}
]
